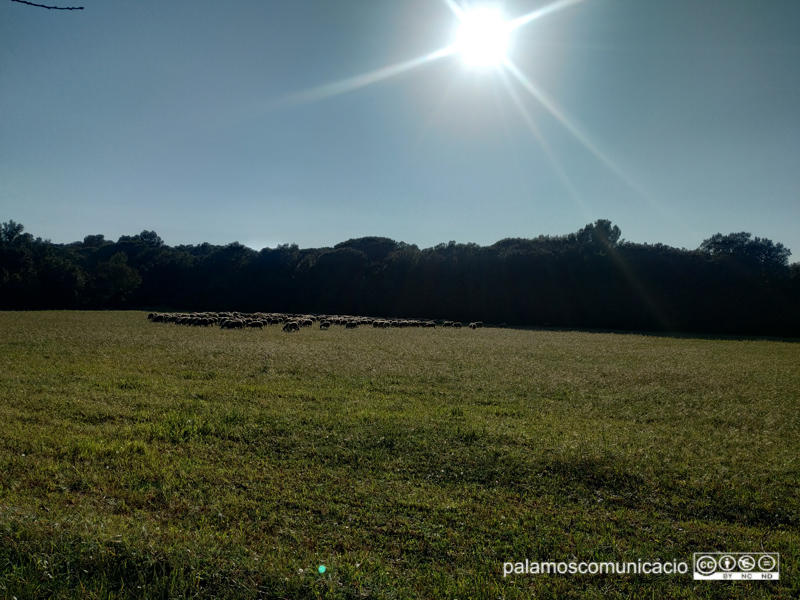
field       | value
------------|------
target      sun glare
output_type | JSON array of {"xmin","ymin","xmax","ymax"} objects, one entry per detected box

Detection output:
[{"xmin": 455, "ymin": 7, "xmax": 510, "ymax": 67}]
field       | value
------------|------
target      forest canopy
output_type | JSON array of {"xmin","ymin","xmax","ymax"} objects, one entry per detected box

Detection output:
[{"xmin": 1, "ymin": 219, "xmax": 798, "ymax": 336}]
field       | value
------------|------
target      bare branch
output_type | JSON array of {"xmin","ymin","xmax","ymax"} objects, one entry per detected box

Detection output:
[{"xmin": 9, "ymin": 0, "xmax": 84, "ymax": 9}]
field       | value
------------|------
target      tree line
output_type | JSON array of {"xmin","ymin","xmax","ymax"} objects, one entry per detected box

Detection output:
[{"xmin": 1, "ymin": 219, "xmax": 798, "ymax": 337}]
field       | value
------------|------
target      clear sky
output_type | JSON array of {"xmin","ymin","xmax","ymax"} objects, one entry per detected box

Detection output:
[{"xmin": 2, "ymin": 0, "xmax": 799, "ymax": 258}]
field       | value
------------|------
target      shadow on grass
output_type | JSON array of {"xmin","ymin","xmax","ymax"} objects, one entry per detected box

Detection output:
[{"xmin": 143, "ymin": 411, "xmax": 798, "ymax": 531}]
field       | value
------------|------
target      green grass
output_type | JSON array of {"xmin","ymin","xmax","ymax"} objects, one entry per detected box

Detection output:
[{"xmin": 0, "ymin": 311, "xmax": 798, "ymax": 599}]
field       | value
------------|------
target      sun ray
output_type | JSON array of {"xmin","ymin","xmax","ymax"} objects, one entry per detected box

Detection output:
[
  {"xmin": 505, "ymin": 61, "xmax": 614, "ymax": 174},
  {"xmin": 502, "ymin": 59, "xmax": 688, "ymax": 232},
  {"xmin": 498, "ymin": 67, "xmax": 589, "ymax": 213},
  {"xmin": 440, "ymin": 0, "xmax": 465, "ymax": 20},
  {"xmin": 499, "ymin": 60, "xmax": 671, "ymax": 329},
  {"xmin": 258, "ymin": 0, "xmax": 685, "ymax": 235},
  {"xmin": 278, "ymin": 46, "xmax": 458, "ymax": 108},
  {"xmin": 507, "ymin": 0, "xmax": 587, "ymax": 31},
  {"xmin": 603, "ymin": 244, "xmax": 674, "ymax": 331},
  {"xmin": 504, "ymin": 61, "xmax": 657, "ymax": 201}
]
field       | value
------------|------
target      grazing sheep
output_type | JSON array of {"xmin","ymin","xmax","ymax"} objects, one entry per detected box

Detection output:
[{"xmin": 150, "ymin": 308, "xmax": 469, "ymax": 337}]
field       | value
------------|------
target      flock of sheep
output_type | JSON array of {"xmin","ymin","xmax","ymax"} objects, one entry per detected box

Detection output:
[{"xmin": 147, "ymin": 311, "xmax": 484, "ymax": 331}]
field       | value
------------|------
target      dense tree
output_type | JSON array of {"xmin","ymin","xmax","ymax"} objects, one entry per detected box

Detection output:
[
  {"xmin": 700, "ymin": 232, "xmax": 791, "ymax": 273},
  {"xmin": 1, "ymin": 220, "xmax": 797, "ymax": 336},
  {"xmin": 574, "ymin": 218, "xmax": 622, "ymax": 252},
  {"xmin": 334, "ymin": 237, "xmax": 398, "ymax": 264},
  {"xmin": 1, "ymin": 220, "xmax": 28, "ymax": 245},
  {"xmin": 82, "ymin": 234, "xmax": 109, "ymax": 248},
  {"xmin": 91, "ymin": 253, "xmax": 142, "ymax": 306}
]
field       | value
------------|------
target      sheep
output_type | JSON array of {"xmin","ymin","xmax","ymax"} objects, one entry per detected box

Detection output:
[{"xmin": 149, "ymin": 309, "xmax": 471, "ymax": 336}]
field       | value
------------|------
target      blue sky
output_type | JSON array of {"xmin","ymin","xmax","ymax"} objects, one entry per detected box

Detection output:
[{"xmin": 2, "ymin": 0, "xmax": 799, "ymax": 258}]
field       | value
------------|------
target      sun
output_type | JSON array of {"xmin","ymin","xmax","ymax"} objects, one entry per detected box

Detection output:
[{"xmin": 455, "ymin": 7, "xmax": 510, "ymax": 67}]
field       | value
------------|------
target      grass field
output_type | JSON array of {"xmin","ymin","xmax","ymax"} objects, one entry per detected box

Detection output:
[{"xmin": 0, "ymin": 311, "xmax": 798, "ymax": 599}]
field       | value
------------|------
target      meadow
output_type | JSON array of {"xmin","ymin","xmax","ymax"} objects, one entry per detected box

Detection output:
[{"xmin": 0, "ymin": 311, "xmax": 797, "ymax": 599}]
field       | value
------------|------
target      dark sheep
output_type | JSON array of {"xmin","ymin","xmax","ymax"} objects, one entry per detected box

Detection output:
[
  {"xmin": 283, "ymin": 321, "xmax": 299, "ymax": 332},
  {"xmin": 320, "ymin": 321, "xmax": 331, "ymax": 330}
]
